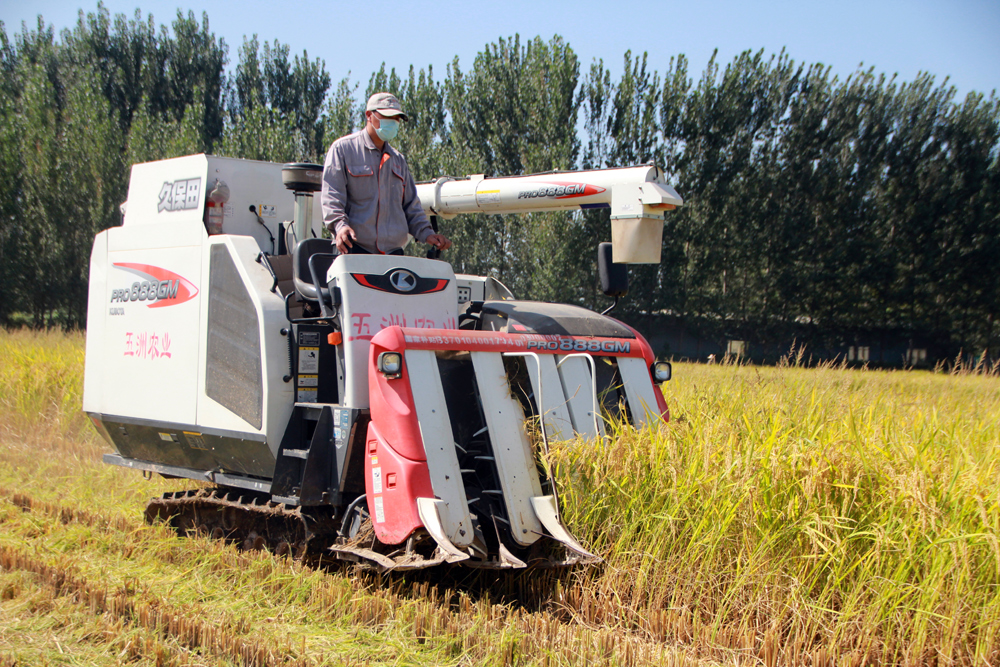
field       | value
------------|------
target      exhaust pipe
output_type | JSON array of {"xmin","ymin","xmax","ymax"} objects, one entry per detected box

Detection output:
[{"xmin": 281, "ymin": 163, "xmax": 323, "ymax": 252}]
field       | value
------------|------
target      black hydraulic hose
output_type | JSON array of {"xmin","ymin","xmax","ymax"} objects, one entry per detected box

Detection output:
[
  {"xmin": 249, "ymin": 205, "xmax": 276, "ymax": 254},
  {"xmin": 256, "ymin": 252, "xmax": 279, "ymax": 293}
]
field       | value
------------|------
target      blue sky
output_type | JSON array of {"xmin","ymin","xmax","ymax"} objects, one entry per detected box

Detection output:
[{"xmin": 3, "ymin": 0, "xmax": 998, "ymax": 101}]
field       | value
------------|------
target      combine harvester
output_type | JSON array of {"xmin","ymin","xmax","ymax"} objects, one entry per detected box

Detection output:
[{"xmin": 83, "ymin": 155, "xmax": 681, "ymax": 570}]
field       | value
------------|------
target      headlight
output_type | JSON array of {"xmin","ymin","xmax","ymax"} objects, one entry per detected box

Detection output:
[
  {"xmin": 378, "ymin": 351, "xmax": 402, "ymax": 378},
  {"xmin": 652, "ymin": 361, "xmax": 672, "ymax": 383}
]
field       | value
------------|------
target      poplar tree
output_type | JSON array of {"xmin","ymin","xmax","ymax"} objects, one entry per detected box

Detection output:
[{"xmin": 0, "ymin": 5, "xmax": 996, "ymax": 360}]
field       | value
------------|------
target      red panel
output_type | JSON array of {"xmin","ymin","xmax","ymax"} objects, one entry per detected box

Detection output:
[
  {"xmin": 364, "ymin": 422, "xmax": 434, "ymax": 545},
  {"xmin": 367, "ymin": 328, "xmax": 433, "ymax": 545},
  {"xmin": 368, "ymin": 326, "xmax": 425, "ymax": 461},
  {"xmin": 370, "ymin": 324, "xmax": 665, "ymax": 425}
]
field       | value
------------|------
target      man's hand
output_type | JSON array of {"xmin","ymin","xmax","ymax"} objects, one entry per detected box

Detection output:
[
  {"xmin": 426, "ymin": 233, "xmax": 452, "ymax": 251},
  {"xmin": 335, "ymin": 226, "xmax": 356, "ymax": 254}
]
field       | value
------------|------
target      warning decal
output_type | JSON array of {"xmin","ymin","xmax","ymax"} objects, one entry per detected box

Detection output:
[{"xmin": 298, "ymin": 347, "xmax": 319, "ymax": 373}]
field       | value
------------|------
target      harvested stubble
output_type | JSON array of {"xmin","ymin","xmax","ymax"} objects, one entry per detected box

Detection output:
[{"xmin": 1, "ymin": 329, "xmax": 998, "ymax": 666}]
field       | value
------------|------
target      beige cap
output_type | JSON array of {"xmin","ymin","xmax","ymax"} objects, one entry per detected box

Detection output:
[{"xmin": 366, "ymin": 92, "xmax": 408, "ymax": 121}]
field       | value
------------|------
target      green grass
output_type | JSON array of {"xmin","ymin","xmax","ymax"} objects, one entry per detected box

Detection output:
[{"xmin": 1, "ymin": 329, "xmax": 998, "ymax": 665}]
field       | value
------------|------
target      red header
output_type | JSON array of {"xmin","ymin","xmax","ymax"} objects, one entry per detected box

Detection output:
[{"xmin": 376, "ymin": 326, "xmax": 643, "ymax": 358}]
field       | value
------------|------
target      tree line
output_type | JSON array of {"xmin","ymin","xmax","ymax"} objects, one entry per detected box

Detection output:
[{"xmin": 1, "ymin": 4, "xmax": 997, "ymax": 360}]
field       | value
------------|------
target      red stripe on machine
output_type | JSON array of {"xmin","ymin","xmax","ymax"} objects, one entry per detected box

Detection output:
[
  {"xmin": 352, "ymin": 274, "xmax": 380, "ymax": 290},
  {"xmin": 381, "ymin": 327, "xmax": 640, "ymax": 357},
  {"xmin": 111, "ymin": 263, "xmax": 199, "ymax": 307}
]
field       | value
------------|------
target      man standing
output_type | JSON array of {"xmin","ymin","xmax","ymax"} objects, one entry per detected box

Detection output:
[{"xmin": 321, "ymin": 92, "xmax": 451, "ymax": 255}]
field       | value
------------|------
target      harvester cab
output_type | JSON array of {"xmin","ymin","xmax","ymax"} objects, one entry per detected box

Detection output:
[{"xmin": 83, "ymin": 154, "xmax": 682, "ymax": 570}]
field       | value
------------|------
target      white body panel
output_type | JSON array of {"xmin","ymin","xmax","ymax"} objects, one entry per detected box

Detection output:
[
  {"xmin": 617, "ymin": 357, "xmax": 662, "ymax": 427},
  {"xmin": 87, "ymin": 241, "xmax": 205, "ymax": 424},
  {"xmin": 517, "ymin": 353, "xmax": 574, "ymax": 443},
  {"xmin": 82, "ymin": 233, "xmax": 109, "ymax": 413},
  {"xmin": 471, "ymin": 351, "xmax": 544, "ymax": 546},
  {"xmin": 84, "ymin": 155, "xmax": 320, "ymax": 449},
  {"xmin": 329, "ymin": 255, "xmax": 458, "ymax": 408},
  {"xmin": 125, "ymin": 154, "xmax": 209, "ymax": 227},
  {"xmin": 406, "ymin": 349, "xmax": 473, "ymax": 547},
  {"xmin": 124, "ymin": 154, "xmax": 322, "ymax": 250},
  {"xmin": 194, "ymin": 236, "xmax": 294, "ymax": 451},
  {"xmin": 556, "ymin": 354, "xmax": 604, "ymax": 439}
]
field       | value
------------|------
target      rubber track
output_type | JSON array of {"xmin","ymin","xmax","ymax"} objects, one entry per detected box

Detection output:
[{"xmin": 145, "ymin": 488, "xmax": 341, "ymax": 560}]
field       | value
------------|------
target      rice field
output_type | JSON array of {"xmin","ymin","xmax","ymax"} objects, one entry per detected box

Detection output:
[{"xmin": 0, "ymin": 328, "xmax": 997, "ymax": 666}]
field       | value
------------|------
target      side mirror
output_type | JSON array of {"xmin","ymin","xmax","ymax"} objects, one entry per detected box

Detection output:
[{"xmin": 598, "ymin": 242, "xmax": 628, "ymax": 297}]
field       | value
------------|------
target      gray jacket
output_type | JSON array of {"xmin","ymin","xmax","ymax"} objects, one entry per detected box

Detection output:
[{"xmin": 321, "ymin": 129, "xmax": 433, "ymax": 253}]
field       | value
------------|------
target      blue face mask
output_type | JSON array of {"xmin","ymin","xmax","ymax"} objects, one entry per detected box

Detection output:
[{"xmin": 375, "ymin": 117, "xmax": 399, "ymax": 141}]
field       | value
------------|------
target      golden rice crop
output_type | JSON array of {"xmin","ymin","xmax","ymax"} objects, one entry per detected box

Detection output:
[
  {"xmin": 552, "ymin": 358, "xmax": 1000, "ymax": 664},
  {"xmin": 1, "ymin": 329, "xmax": 998, "ymax": 666}
]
